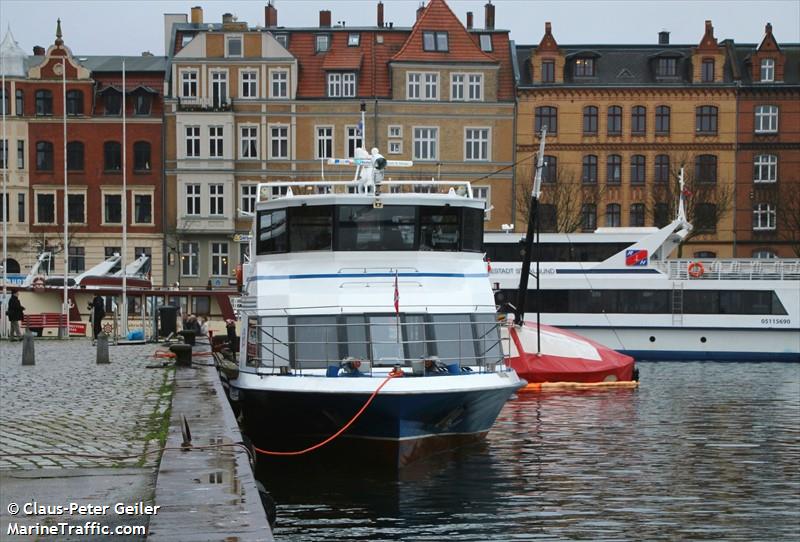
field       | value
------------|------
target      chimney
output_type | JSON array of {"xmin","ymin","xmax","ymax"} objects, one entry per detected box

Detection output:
[
  {"xmin": 658, "ymin": 31, "xmax": 670, "ymax": 45},
  {"xmin": 190, "ymin": 6, "xmax": 203, "ymax": 24},
  {"xmin": 222, "ymin": 12, "xmax": 234, "ymax": 24},
  {"xmin": 466, "ymin": 11, "xmax": 473, "ymax": 30},
  {"xmin": 33, "ymin": 45, "xmax": 45, "ymax": 56},
  {"xmin": 319, "ymin": 10, "xmax": 331, "ymax": 28},
  {"xmin": 417, "ymin": 3, "xmax": 425, "ymax": 21},
  {"xmin": 485, "ymin": 2, "xmax": 495, "ymax": 30},
  {"xmin": 265, "ymin": 2, "xmax": 278, "ymax": 27}
]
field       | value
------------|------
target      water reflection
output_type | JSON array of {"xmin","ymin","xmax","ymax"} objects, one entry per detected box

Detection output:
[{"xmin": 258, "ymin": 362, "xmax": 800, "ymax": 541}]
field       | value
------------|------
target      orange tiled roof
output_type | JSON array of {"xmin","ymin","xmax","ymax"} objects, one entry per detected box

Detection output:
[{"xmin": 322, "ymin": 49, "xmax": 363, "ymax": 70}]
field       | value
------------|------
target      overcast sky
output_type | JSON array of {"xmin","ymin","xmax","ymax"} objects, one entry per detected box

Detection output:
[{"xmin": 1, "ymin": 0, "xmax": 798, "ymax": 56}]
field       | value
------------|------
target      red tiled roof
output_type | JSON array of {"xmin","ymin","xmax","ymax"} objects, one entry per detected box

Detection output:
[
  {"xmin": 468, "ymin": 31, "xmax": 515, "ymax": 102},
  {"xmin": 392, "ymin": 0, "xmax": 496, "ymax": 64},
  {"xmin": 322, "ymin": 49, "xmax": 363, "ymax": 70}
]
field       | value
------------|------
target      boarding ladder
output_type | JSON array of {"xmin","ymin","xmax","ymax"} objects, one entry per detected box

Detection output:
[{"xmin": 671, "ymin": 282, "xmax": 684, "ymax": 326}]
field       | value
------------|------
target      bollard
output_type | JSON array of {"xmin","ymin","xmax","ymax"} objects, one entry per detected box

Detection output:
[
  {"xmin": 170, "ymin": 343, "xmax": 193, "ymax": 367},
  {"xmin": 96, "ymin": 332, "xmax": 110, "ymax": 364},
  {"xmin": 178, "ymin": 330, "xmax": 196, "ymax": 346},
  {"xmin": 22, "ymin": 330, "xmax": 35, "ymax": 366}
]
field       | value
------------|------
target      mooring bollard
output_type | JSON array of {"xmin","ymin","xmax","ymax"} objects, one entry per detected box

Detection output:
[
  {"xmin": 169, "ymin": 343, "xmax": 193, "ymax": 367},
  {"xmin": 96, "ymin": 332, "xmax": 110, "ymax": 365},
  {"xmin": 22, "ymin": 330, "xmax": 35, "ymax": 366}
]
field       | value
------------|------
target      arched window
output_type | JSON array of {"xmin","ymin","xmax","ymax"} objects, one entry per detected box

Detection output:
[
  {"xmin": 104, "ymin": 90, "xmax": 121, "ymax": 115},
  {"xmin": 582, "ymin": 155, "xmax": 598, "ymax": 184},
  {"xmin": 36, "ymin": 141, "xmax": 54, "ymax": 170},
  {"xmin": 581, "ymin": 204, "xmax": 597, "ymax": 231},
  {"xmin": 607, "ymin": 105, "xmax": 622, "ymax": 135},
  {"xmin": 654, "ymin": 155, "xmax": 670, "ymax": 183},
  {"xmin": 607, "ymin": 154, "xmax": 622, "ymax": 184},
  {"xmin": 583, "ymin": 106, "xmax": 598, "ymax": 135},
  {"xmin": 696, "ymin": 105, "xmax": 718, "ymax": 134},
  {"xmin": 605, "ymin": 203, "xmax": 621, "ymax": 227},
  {"xmin": 630, "ymin": 155, "xmax": 646, "ymax": 184},
  {"xmin": 655, "ymin": 106, "xmax": 670, "ymax": 134},
  {"xmin": 542, "ymin": 155, "xmax": 557, "ymax": 183},
  {"xmin": 35, "ymin": 90, "xmax": 53, "ymax": 115},
  {"xmin": 67, "ymin": 141, "xmax": 84, "ymax": 171},
  {"xmin": 66, "ymin": 90, "xmax": 83, "ymax": 115},
  {"xmin": 133, "ymin": 141, "xmax": 151, "ymax": 171},
  {"xmin": 535, "ymin": 106, "xmax": 557, "ymax": 134},
  {"xmin": 694, "ymin": 155, "xmax": 717, "ymax": 183},
  {"xmin": 631, "ymin": 105, "xmax": 646, "ymax": 135},
  {"xmin": 104, "ymin": 141, "xmax": 122, "ymax": 171}
]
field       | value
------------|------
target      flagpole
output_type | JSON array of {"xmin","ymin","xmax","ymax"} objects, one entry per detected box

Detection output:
[
  {"xmin": 2, "ymin": 51, "xmax": 8, "ymax": 339},
  {"xmin": 121, "ymin": 59, "xmax": 128, "ymax": 336},
  {"xmin": 62, "ymin": 56, "xmax": 69, "ymax": 338}
]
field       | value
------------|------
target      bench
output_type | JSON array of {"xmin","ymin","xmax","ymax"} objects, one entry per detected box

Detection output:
[{"xmin": 23, "ymin": 313, "xmax": 89, "ymax": 337}]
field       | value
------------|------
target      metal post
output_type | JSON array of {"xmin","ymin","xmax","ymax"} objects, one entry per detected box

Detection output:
[
  {"xmin": 22, "ymin": 329, "xmax": 35, "ymax": 365},
  {"xmin": 121, "ymin": 60, "xmax": 128, "ymax": 336},
  {"xmin": 96, "ymin": 332, "xmax": 110, "ymax": 364},
  {"xmin": 1, "ymin": 55, "xmax": 8, "ymax": 339},
  {"xmin": 61, "ymin": 57, "xmax": 69, "ymax": 338}
]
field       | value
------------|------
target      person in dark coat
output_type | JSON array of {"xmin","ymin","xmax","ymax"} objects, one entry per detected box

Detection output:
[
  {"xmin": 88, "ymin": 294, "xmax": 106, "ymax": 342},
  {"xmin": 6, "ymin": 291, "xmax": 25, "ymax": 340}
]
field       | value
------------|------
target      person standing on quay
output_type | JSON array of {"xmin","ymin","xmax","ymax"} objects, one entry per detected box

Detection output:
[
  {"xmin": 89, "ymin": 293, "xmax": 106, "ymax": 344},
  {"xmin": 6, "ymin": 291, "xmax": 25, "ymax": 340}
]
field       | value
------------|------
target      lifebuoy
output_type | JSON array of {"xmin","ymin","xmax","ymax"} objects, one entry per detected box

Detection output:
[{"xmin": 688, "ymin": 261, "xmax": 705, "ymax": 278}]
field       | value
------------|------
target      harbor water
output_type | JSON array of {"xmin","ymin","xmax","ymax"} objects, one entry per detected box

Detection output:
[{"xmin": 257, "ymin": 362, "xmax": 800, "ymax": 541}]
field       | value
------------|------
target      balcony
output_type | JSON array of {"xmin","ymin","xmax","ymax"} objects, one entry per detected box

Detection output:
[{"xmin": 177, "ymin": 96, "xmax": 232, "ymax": 112}]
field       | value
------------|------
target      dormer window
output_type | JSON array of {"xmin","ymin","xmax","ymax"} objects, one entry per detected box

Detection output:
[
  {"xmin": 423, "ymin": 31, "xmax": 448, "ymax": 52},
  {"xmin": 226, "ymin": 35, "xmax": 242, "ymax": 57},
  {"xmin": 181, "ymin": 33, "xmax": 195, "ymax": 48},
  {"xmin": 316, "ymin": 34, "xmax": 330, "ymax": 53},
  {"xmin": 702, "ymin": 59, "xmax": 715, "ymax": 82},
  {"xmin": 480, "ymin": 34, "xmax": 493, "ymax": 52},
  {"xmin": 348, "ymin": 33, "xmax": 360, "ymax": 47},
  {"xmin": 328, "ymin": 73, "xmax": 357, "ymax": 98},
  {"xmin": 574, "ymin": 58, "xmax": 595, "ymax": 77},
  {"xmin": 760, "ymin": 58, "xmax": 775, "ymax": 82},
  {"xmin": 657, "ymin": 57, "xmax": 677, "ymax": 77},
  {"xmin": 541, "ymin": 60, "xmax": 555, "ymax": 83},
  {"xmin": 275, "ymin": 33, "xmax": 289, "ymax": 48}
]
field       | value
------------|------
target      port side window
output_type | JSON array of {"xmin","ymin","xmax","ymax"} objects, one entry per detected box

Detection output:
[
  {"xmin": 419, "ymin": 206, "xmax": 460, "ymax": 252},
  {"xmin": 368, "ymin": 316, "xmax": 404, "ymax": 364},
  {"xmin": 256, "ymin": 209, "xmax": 288, "ymax": 254},
  {"xmin": 289, "ymin": 206, "xmax": 333, "ymax": 252},
  {"xmin": 472, "ymin": 314, "xmax": 502, "ymax": 365},
  {"xmin": 429, "ymin": 314, "xmax": 474, "ymax": 365},
  {"xmin": 292, "ymin": 316, "xmax": 339, "ymax": 369}
]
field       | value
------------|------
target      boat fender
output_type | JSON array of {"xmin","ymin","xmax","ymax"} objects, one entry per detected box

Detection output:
[
  {"xmin": 389, "ymin": 366, "xmax": 405, "ymax": 377},
  {"xmin": 687, "ymin": 261, "xmax": 705, "ymax": 278}
]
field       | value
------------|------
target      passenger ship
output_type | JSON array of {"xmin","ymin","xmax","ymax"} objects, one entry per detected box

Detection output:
[
  {"xmin": 489, "ymin": 205, "xmax": 800, "ymax": 362},
  {"xmin": 231, "ymin": 149, "xmax": 524, "ymax": 466}
]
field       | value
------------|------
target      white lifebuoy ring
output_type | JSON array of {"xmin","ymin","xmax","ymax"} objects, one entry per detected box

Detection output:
[{"xmin": 688, "ymin": 261, "xmax": 705, "ymax": 278}]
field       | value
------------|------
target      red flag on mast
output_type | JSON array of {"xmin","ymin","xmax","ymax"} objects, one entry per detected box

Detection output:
[{"xmin": 394, "ymin": 271, "xmax": 399, "ymax": 314}]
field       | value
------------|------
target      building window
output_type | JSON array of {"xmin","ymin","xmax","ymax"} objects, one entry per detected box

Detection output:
[
  {"xmin": 67, "ymin": 193, "xmax": 85, "ymax": 224},
  {"xmin": 274, "ymin": 34, "xmax": 288, "ymax": 48},
  {"xmin": 104, "ymin": 90, "xmax": 121, "ymax": 115},
  {"xmin": 240, "ymin": 184, "xmax": 257, "ymax": 214},
  {"xmin": 17, "ymin": 193, "xmax": 25, "ymax": 223},
  {"xmin": 655, "ymin": 105, "xmax": 670, "ymax": 135},
  {"xmin": 36, "ymin": 141, "xmax": 53, "ymax": 171},
  {"xmin": 471, "ymin": 186, "xmax": 491, "ymax": 220},
  {"xmin": 15, "ymin": 89, "xmax": 23, "ymax": 116},
  {"xmin": 226, "ymin": 36, "xmax": 242, "ymax": 57},
  {"xmin": 451, "ymin": 74, "xmax": 464, "ymax": 100},
  {"xmin": 209, "ymin": 184, "xmax": 224, "ymax": 216},
  {"xmin": 581, "ymin": 204, "xmax": 597, "ymax": 231},
  {"xmin": 133, "ymin": 141, "xmax": 151, "ymax": 171},
  {"xmin": 68, "ymin": 247, "xmax": 85, "ymax": 273},
  {"xmin": 185, "ymin": 126, "xmax": 200, "ymax": 157},
  {"xmin": 211, "ymin": 71, "xmax": 228, "ymax": 108},
  {"xmin": 413, "ymin": 127, "xmax": 438, "ymax": 160},
  {"xmin": 209, "ymin": 126, "xmax": 223, "ymax": 158},
  {"xmin": 694, "ymin": 203, "xmax": 717, "ymax": 232},
  {"xmin": 186, "ymin": 184, "xmax": 201, "ymax": 216},
  {"xmin": 695, "ymin": 155, "xmax": 717, "ymax": 183},
  {"xmin": 181, "ymin": 70, "xmax": 198, "ymax": 97},
  {"xmin": 388, "ymin": 125, "xmax": 402, "ymax": 138},
  {"xmin": 104, "ymin": 246, "xmax": 120, "ymax": 258},
  {"xmin": 582, "ymin": 155, "xmax": 598, "ymax": 184},
  {"xmin": 657, "ymin": 57, "xmax": 677, "ymax": 77},
  {"xmin": 480, "ymin": 34, "xmax": 492, "ymax": 52},
  {"xmin": 452, "ymin": 74, "xmax": 483, "ymax": 101},
  {"xmin": 181, "ymin": 242, "xmax": 199, "ymax": 276},
  {"xmin": 104, "ymin": 141, "xmax": 122, "ymax": 171},
  {"xmin": 574, "ymin": 57, "xmax": 595, "ymax": 77},
  {"xmin": 540, "ymin": 204, "xmax": 557, "ymax": 232},
  {"xmin": 654, "ymin": 203, "xmax": 670, "ymax": 227},
  {"xmin": 66, "ymin": 90, "xmax": 83, "ymax": 115},
  {"xmin": 630, "ymin": 155, "xmax": 646, "ymax": 184},
  {"xmin": 315, "ymin": 126, "xmax": 333, "ymax": 159},
  {"xmin": 316, "ymin": 34, "xmax": 330, "ymax": 52},
  {"xmin": 133, "ymin": 93, "xmax": 151, "ymax": 115},
  {"xmin": 631, "ymin": 105, "xmax": 646, "ymax": 135},
  {"xmin": 753, "ymin": 203, "xmax": 776, "ymax": 231},
  {"xmin": 36, "ymin": 193, "xmax": 55, "ymax": 223},
  {"xmin": 35, "ymin": 90, "xmax": 52, "ymax": 115},
  {"xmin": 104, "ymin": 194, "xmax": 122, "ymax": 223},
  {"xmin": 607, "ymin": 105, "xmax": 622, "ymax": 135},
  {"xmin": 407, "ymin": 73, "xmax": 421, "ymax": 100},
  {"xmin": 327, "ymin": 73, "xmax": 342, "ymax": 97},
  {"xmin": 348, "ymin": 33, "xmax": 360, "ymax": 46},
  {"xmin": 134, "ymin": 194, "xmax": 152, "ymax": 223},
  {"xmin": 388, "ymin": 141, "xmax": 402, "ymax": 154},
  {"xmin": 607, "ymin": 154, "xmax": 622, "ymax": 184},
  {"xmin": 422, "ymin": 31, "xmax": 448, "ymax": 51},
  {"xmin": 696, "ymin": 105, "xmax": 718, "ymax": 134},
  {"xmin": 66, "ymin": 141, "xmax": 84, "ymax": 171},
  {"xmin": 271, "ymin": 70, "xmax": 288, "ymax": 98},
  {"xmin": 16, "ymin": 140, "xmax": 24, "ymax": 169},
  {"xmin": 752, "ymin": 248, "xmax": 777, "ymax": 259},
  {"xmin": 605, "ymin": 203, "xmax": 621, "ymax": 227},
  {"xmin": 211, "ymin": 242, "xmax": 229, "ymax": 276},
  {"xmin": 702, "ymin": 59, "xmax": 715, "ymax": 82},
  {"xmin": 240, "ymin": 125, "xmax": 258, "ymax": 159},
  {"xmin": 630, "ymin": 203, "xmax": 645, "ymax": 227},
  {"xmin": 467, "ymin": 74, "xmax": 482, "ymax": 101},
  {"xmin": 241, "ymin": 70, "xmax": 258, "ymax": 98},
  {"xmin": 754, "ymin": 105, "xmax": 778, "ymax": 133},
  {"xmin": 583, "ymin": 106, "xmax": 598, "ymax": 135},
  {"xmin": 465, "ymin": 128, "xmax": 489, "ymax": 161},
  {"xmin": 535, "ymin": 106, "xmax": 557, "ymax": 134},
  {"xmin": 424, "ymin": 73, "xmax": 438, "ymax": 100},
  {"xmin": 0, "ymin": 89, "xmax": 7, "ymax": 117},
  {"xmin": 541, "ymin": 60, "xmax": 555, "ymax": 83},
  {"xmin": 753, "ymin": 154, "xmax": 777, "ymax": 183},
  {"xmin": 654, "ymin": 154, "xmax": 670, "ymax": 183},
  {"xmin": 541, "ymin": 155, "xmax": 557, "ymax": 184},
  {"xmin": 760, "ymin": 58, "xmax": 775, "ymax": 82},
  {"xmin": 270, "ymin": 125, "xmax": 289, "ymax": 159},
  {"xmin": 346, "ymin": 126, "xmax": 363, "ymax": 158}
]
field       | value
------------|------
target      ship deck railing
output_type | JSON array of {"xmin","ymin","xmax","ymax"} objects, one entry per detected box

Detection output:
[
  {"xmin": 256, "ymin": 178, "xmax": 475, "ymax": 198},
  {"xmin": 656, "ymin": 259, "xmax": 800, "ymax": 281}
]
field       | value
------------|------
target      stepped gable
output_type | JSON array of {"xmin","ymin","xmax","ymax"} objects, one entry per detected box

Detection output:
[{"xmin": 392, "ymin": 0, "xmax": 496, "ymax": 64}]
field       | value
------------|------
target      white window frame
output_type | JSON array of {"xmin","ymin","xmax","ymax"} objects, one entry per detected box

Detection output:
[
  {"xmin": 752, "ymin": 203, "xmax": 776, "ymax": 231},
  {"xmin": 342, "ymin": 73, "xmax": 356, "ymax": 97},
  {"xmin": 240, "ymin": 184, "xmax": 258, "ymax": 215},
  {"xmin": 132, "ymin": 192, "xmax": 154, "ymax": 225},
  {"xmin": 270, "ymin": 69, "xmax": 288, "ymax": 99},
  {"xmin": 388, "ymin": 141, "xmax": 402, "ymax": 154},
  {"xmin": 753, "ymin": 154, "xmax": 777, "ymax": 183},
  {"xmin": 185, "ymin": 125, "xmax": 200, "ymax": 158},
  {"xmin": 210, "ymin": 70, "xmax": 229, "ymax": 108},
  {"xmin": 413, "ymin": 126, "xmax": 438, "ymax": 161},
  {"xmin": 424, "ymin": 73, "xmax": 439, "ymax": 100},
  {"xmin": 239, "ymin": 124, "xmax": 259, "ymax": 160},
  {"xmin": 315, "ymin": 125, "xmax": 334, "ymax": 159},
  {"xmin": 211, "ymin": 242, "xmax": 229, "ymax": 277},
  {"xmin": 185, "ymin": 183, "xmax": 202, "ymax": 216},
  {"xmin": 180, "ymin": 69, "xmax": 198, "ymax": 98},
  {"xmin": 479, "ymin": 34, "xmax": 493, "ymax": 52},
  {"xmin": 407, "ymin": 73, "xmax": 421, "ymax": 100},
  {"xmin": 451, "ymin": 74, "xmax": 464, "ymax": 101},
  {"xmin": 752, "ymin": 249, "xmax": 777, "ymax": 259},
  {"xmin": 388, "ymin": 125, "xmax": 402, "ymax": 138},
  {"xmin": 316, "ymin": 34, "xmax": 330, "ymax": 53},
  {"xmin": 345, "ymin": 125, "xmax": 363, "ymax": 158},
  {"xmin": 225, "ymin": 35, "xmax": 243, "ymax": 58},
  {"xmin": 269, "ymin": 124, "xmax": 289, "ymax": 160},
  {"xmin": 755, "ymin": 105, "xmax": 778, "ymax": 133},
  {"xmin": 464, "ymin": 127, "xmax": 490, "ymax": 161},
  {"xmin": 327, "ymin": 73, "xmax": 342, "ymax": 98},
  {"xmin": 100, "ymin": 190, "xmax": 123, "ymax": 225},
  {"xmin": 274, "ymin": 34, "xmax": 288, "ymax": 48},
  {"xmin": 760, "ymin": 58, "xmax": 775, "ymax": 82},
  {"xmin": 209, "ymin": 184, "xmax": 225, "ymax": 216},
  {"xmin": 467, "ymin": 74, "xmax": 483, "ymax": 101},
  {"xmin": 348, "ymin": 33, "xmax": 360, "ymax": 47},
  {"xmin": 472, "ymin": 186, "xmax": 491, "ymax": 221},
  {"xmin": 181, "ymin": 241, "xmax": 199, "ymax": 277},
  {"xmin": 209, "ymin": 126, "xmax": 224, "ymax": 158},
  {"xmin": 240, "ymin": 69, "xmax": 258, "ymax": 99}
]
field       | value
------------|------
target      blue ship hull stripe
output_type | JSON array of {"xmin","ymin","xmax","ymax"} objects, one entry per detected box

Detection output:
[
  {"xmin": 248, "ymin": 272, "xmax": 490, "ymax": 282},
  {"xmin": 555, "ymin": 269, "xmax": 661, "ymax": 274}
]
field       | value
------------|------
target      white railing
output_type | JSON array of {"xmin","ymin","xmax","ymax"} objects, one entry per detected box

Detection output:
[
  {"xmin": 177, "ymin": 96, "xmax": 231, "ymax": 110},
  {"xmin": 656, "ymin": 259, "xmax": 800, "ymax": 281}
]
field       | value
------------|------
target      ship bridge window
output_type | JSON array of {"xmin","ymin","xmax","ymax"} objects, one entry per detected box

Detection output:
[
  {"xmin": 257, "ymin": 209, "xmax": 288, "ymax": 254},
  {"xmin": 338, "ymin": 205, "xmax": 415, "ymax": 251},
  {"xmin": 289, "ymin": 205, "xmax": 333, "ymax": 252}
]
